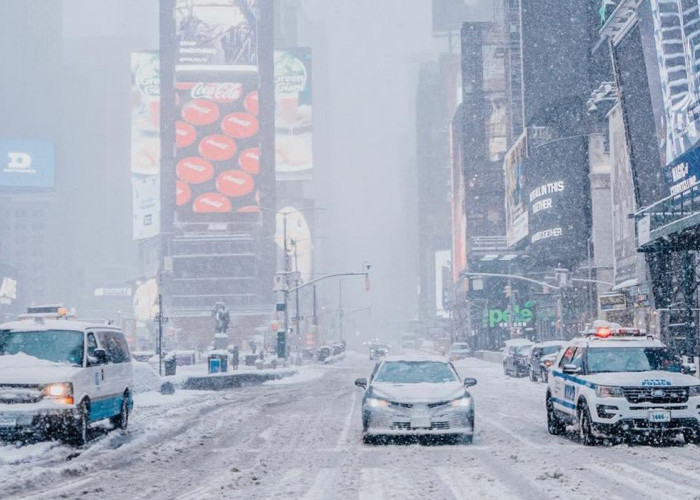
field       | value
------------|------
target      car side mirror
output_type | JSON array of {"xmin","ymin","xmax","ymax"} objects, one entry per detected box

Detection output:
[
  {"xmin": 93, "ymin": 348, "xmax": 108, "ymax": 365},
  {"xmin": 681, "ymin": 363, "xmax": 697, "ymax": 375},
  {"xmin": 463, "ymin": 377, "xmax": 477, "ymax": 387},
  {"xmin": 355, "ymin": 377, "xmax": 367, "ymax": 389},
  {"xmin": 562, "ymin": 364, "xmax": 581, "ymax": 375}
]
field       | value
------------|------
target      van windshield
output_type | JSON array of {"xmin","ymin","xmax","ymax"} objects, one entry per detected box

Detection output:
[{"xmin": 0, "ymin": 330, "xmax": 84, "ymax": 366}]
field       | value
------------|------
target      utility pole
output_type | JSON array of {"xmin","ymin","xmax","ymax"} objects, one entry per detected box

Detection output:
[
  {"xmin": 338, "ymin": 281, "xmax": 344, "ymax": 341},
  {"xmin": 154, "ymin": 290, "xmax": 168, "ymax": 376},
  {"xmin": 282, "ymin": 213, "xmax": 289, "ymax": 358}
]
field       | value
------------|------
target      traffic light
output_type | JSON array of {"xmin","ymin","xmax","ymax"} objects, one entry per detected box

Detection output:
[
  {"xmin": 504, "ymin": 285, "xmax": 513, "ymax": 298},
  {"xmin": 276, "ymin": 331, "xmax": 286, "ymax": 358}
]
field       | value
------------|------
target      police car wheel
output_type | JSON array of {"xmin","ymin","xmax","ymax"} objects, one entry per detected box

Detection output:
[
  {"xmin": 578, "ymin": 402, "xmax": 597, "ymax": 446},
  {"xmin": 546, "ymin": 394, "xmax": 565, "ymax": 435}
]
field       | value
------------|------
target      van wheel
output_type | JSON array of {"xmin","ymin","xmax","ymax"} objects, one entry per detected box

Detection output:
[
  {"xmin": 110, "ymin": 393, "xmax": 130, "ymax": 430},
  {"xmin": 578, "ymin": 401, "xmax": 597, "ymax": 446},
  {"xmin": 65, "ymin": 400, "xmax": 90, "ymax": 446},
  {"xmin": 546, "ymin": 393, "xmax": 565, "ymax": 436}
]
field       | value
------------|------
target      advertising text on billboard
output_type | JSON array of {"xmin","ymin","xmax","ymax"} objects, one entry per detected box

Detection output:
[
  {"xmin": 175, "ymin": 0, "xmax": 259, "ymax": 71},
  {"xmin": 0, "ymin": 138, "xmax": 54, "ymax": 192}
]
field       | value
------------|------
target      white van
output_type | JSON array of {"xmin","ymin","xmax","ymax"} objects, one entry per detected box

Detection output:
[{"xmin": 0, "ymin": 318, "xmax": 134, "ymax": 445}]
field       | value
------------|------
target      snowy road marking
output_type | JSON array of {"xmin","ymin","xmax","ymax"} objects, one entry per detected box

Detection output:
[
  {"xmin": 176, "ymin": 485, "xmax": 213, "ymax": 500},
  {"xmin": 587, "ymin": 463, "xmax": 686, "ymax": 500},
  {"xmin": 436, "ymin": 466, "xmax": 518, "ymax": 499},
  {"xmin": 609, "ymin": 462, "xmax": 700, "ymax": 498},
  {"xmin": 358, "ymin": 468, "xmax": 385, "ymax": 499},
  {"xmin": 301, "ymin": 468, "xmax": 338, "ymax": 500},
  {"xmin": 336, "ymin": 389, "xmax": 358, "ymax": 450},
  {"xmin": 480, "ymin": 418, "xmax": 548, "ymax": 449}
]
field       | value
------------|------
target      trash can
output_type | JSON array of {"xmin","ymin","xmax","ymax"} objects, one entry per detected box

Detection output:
[
  {"xmin": 164, "ymin": 356, "xmax": 177, "ymax": 376},
  {"xmin": 208, "ymin": 353, "xmax": 228, "ymax": 373}
]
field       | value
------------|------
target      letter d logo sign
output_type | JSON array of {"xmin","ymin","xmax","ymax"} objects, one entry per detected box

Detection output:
[{"xmin": 7, "ymin": 152, "xmax": 32, "ymax": 171}]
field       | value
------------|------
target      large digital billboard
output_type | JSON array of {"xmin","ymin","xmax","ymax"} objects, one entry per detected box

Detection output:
[
  {"xmin": 174, "ymin": 78, "xmax": 261, "ymax": 221},
  {"xmin": 175, "ymin": 0, "xmax": 259, "ymax": 71},
  {"xmin": 0, "ymin": 138, "xmax": 54, "ymax": 191},
  {"xmin": 609, "ymin": 104, "xmax": 637, "ymax": 285},
  {"xmin": 650, "ymin": 0, "xmax": 700, "ymax": 166},
  {"xmin": 131, "ymin": 51, "xmax": 161, "ymax": 240},
  {"xmin": 526, "ymin": 135, "xmax": 590, "ymax": 267},
  {"xmin": 504, "ymin": 131, "xmax": 528, "ymax": 247},
  {"xmin": 274, "ymin": 48, "xmax": 312, "ymax": 181}
]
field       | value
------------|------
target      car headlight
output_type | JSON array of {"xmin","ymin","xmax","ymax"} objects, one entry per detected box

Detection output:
[
  {"xmin": 451, "ymin": 397, "xmax": 472, "ymax": 408},
  {"xmin": 366, "ymin": 397, "xmax": 389, "ymax": 408},
  {"xmin": 595, "ymin": 385, "xmax": 624, "ymax": 398},
  {"xmin": 42, "ymin": 382, "xmax": 74, "ymax": 404},
  {"xmin": 688, "ymin": 385, "xmax": 700, "ymax": 397}
]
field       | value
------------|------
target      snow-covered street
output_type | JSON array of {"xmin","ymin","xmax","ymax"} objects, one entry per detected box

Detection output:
[{"xmin": 1, "ymin": 353, "xmax": 699, "ymax": 500}]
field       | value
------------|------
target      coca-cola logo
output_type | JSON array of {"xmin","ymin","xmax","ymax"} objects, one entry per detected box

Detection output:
[
  {"xmin": 192, "ymin": 192, "xmax": 232, "ymax": 213},
  {"xmin": 245, "ymin": 91, "xmax": 259, "ymax": 115},
  {"xmin": 176, "ymin": 121, "xmax": 197, "ymax": 148},
  {"xmin": 222, "ymin": 112, "xmax": 259, "ymax": 139},
  {"xmin": 198, "ymin": 134, "xmax": 237, "ymax": 162},
  {"xmin": 181, "ymin": 99, "xmax": 220, "ymax": 126},
  {"xmin": 176, "ymin": 180, "xmax": 191, "ymax": 206},
  {"xmin": 238, "ymin": 148, "xmax": 260, "ymax": 174},
  {"xmin": 177, "ymin": 157, "xmax": 214, "ymax": 184},
  {"xmin": 216, "ymin": 170, "xmax": 254, "ymax": 197},
  {"xmin": 190, "ymin": 83, "xmax": 243, "ymax": 103}
]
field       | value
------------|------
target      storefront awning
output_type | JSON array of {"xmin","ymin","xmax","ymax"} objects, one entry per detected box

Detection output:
[{"xmin": 612, "ymin": 278, "xmax": 638, "ymax": 291}]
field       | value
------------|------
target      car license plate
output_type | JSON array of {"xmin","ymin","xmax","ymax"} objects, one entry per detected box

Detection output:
[
  {"xmin": 410, "ymin": 416, "xmax": 431, "ymax": 429},
  {"xmin": 0, "ymin": 415, "xmax": 17, "ymax": 427},
  {"xmin": 648, "ymin": 410, "xmax": 671, "ymax": 423}
]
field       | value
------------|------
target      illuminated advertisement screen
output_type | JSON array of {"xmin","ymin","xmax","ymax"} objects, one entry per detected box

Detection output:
[
  {"xmin": 175, "ymin": 0, "xmax": 259, "ymax": 71},
  {"xmin": 504, "ymin": 131, "xmax": 528, "ymax": 247},
  {"xmin": 174, "ymin": 77, "xmax": 261, "ymax": 221},
  {"xmin": 275, "ymin": 48, "xmax": 312, "ymax": 181},
  {"xmin": 0, "ymin": 138, "xmax": 54, "ymax": 192},
  {"xmin": 526, "ymin": 135, "xmax": 590, "ymax": 267},
  {"xmin": 131, "ymin": 51, "xmax": 161, "ymax": 240}
]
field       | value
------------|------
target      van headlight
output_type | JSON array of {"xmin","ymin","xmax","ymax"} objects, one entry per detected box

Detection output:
[
  {"xmin": 689, "ymin": 385, "xmax": 700, "ymax": 397},
  {"xmin": 42, "ymin": 382, "xmax": 74, "ymax": 404},
  {"xmin": 595, "ymin": 385, "xmax": 624, "ymax": 398},
  {"xmin": 366, "ymin": 397, "xmax": 389, "ymax": 408},
  {"xmin": 451, "ymin": 397, "xmax": 472, "ymax": 408}
]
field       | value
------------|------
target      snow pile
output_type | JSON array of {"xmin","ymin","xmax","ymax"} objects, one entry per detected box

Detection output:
[
  {"xmin": 264, "ymin": 366, "xmax": 325, "ymax": 385},
  {"xmin": 0, "ymin": 352, "xmax": 63, "ymax": 369},
  {"xmin": 132, "ymin": 361, "xmax": 163, "ymax": 393}
]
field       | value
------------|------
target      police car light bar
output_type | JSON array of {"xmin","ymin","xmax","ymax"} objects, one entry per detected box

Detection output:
[{"xmin": 586, "ymin": 326, "xmax": 646, "ymax": 338}]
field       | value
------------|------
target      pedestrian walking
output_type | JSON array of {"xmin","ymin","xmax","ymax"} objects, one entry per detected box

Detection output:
[{"xmin": 232, "ymin": 346, "xmax": 239, "ymax": 370}]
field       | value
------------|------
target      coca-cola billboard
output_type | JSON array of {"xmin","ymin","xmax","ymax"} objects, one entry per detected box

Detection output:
[{"xmin": 174, "ymin": 78, "xmax": 261, "ymax": 223}]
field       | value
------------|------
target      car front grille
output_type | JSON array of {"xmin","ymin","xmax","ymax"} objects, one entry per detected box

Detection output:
[
  {"xmin": 389, "ymin": 401, "xmax": 413, "ymax": 409},
  {"xmin": 622, "ymin": 387, "xmax": 688, "ymax": 404},
  {"xmin": 0, "ymin": 384, "xmax": 43, "ymax": 404}
]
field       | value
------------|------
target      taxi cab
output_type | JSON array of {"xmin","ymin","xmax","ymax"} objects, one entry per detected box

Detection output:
[{"xmin": 545, "ymin": 326, "xmax": 700, "ymax": 445}]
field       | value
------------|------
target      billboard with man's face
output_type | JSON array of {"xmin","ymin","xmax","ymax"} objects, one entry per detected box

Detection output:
[{"xmin": 504, "ymin": 132, "xmax": 528, "ymax": 247}]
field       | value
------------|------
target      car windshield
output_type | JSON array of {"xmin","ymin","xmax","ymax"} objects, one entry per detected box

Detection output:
[
  {"xmin": 0, "ymin": 330, "xmax": 84, "ymax": 366},
  {"xmin": 373, "ymin": 361, "xmax": 459, "ymax": 384},
  {"xmin": 515, "ymin": 345, "xmax": 532, "ymax": 356},
  {"xmin": 541, "ymin": 345, "xmax": 561, "ymax": 356},
  {"xmin": 587, "ymin": 347, "xmax": 682, "ymax": 374}
]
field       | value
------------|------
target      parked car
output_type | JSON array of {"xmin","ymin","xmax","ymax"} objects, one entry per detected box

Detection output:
[
  {"xmin": 502, "ymin": 339, "xmax": 534, "ymax": 377},
  {"xmin": 0, "ymin": 319, "xmax": 134, "ymax": 445},
  {"xmin": 355, "ymin": 354, "xmax": 477, "ymax": 444},
  {"xmin": 528, "ymin": 341, "xmax": 564, "ymax": 382},
  {"xmin": 448, "ymin": 342, "xmax": 472, "ymax": 361},
  {"xmin": 332, "ymin": 343, "xmax": 345, "ymax": 356},
  {"xmin": 316, "ymin": 346, "xmax": 332, "ymax": 362}
]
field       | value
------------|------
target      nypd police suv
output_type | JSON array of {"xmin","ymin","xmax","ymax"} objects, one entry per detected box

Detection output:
[{"xmin": 545, "ymin": 327, "xmax": 700, "ymax": 445}]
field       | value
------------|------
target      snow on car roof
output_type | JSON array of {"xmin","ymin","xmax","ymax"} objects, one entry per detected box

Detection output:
[
  {"xmin": 0, "ymin": 319, "xmax": 120, "ymax": 332},
  {"xmin": 535, "ymin": 340, "xmax": 565, "ymax": 347},
  {"xmin": 503, "ymin": 339, "xmax": 533, "ymax": 346},
  {"xmin": 382, "ymin": 353, "xmax": 450, "ymax": 363}
]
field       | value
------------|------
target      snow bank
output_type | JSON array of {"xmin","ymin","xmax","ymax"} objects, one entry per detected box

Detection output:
[
  {"xmin": 264, "ymin": 366, "xmax": 325, "ymax": 385},
  {"xmin": 132, "ymin": 361, "xmax": 164, "ymax": 393}
]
